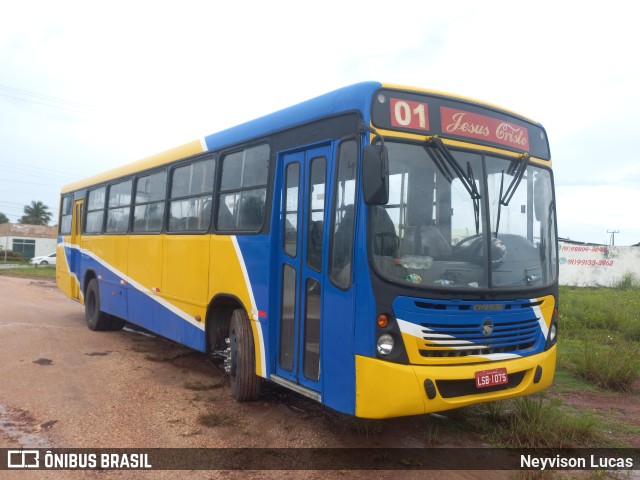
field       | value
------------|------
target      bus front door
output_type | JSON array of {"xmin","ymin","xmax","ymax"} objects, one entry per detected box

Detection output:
[
  {"xmin": 69, "ymin": 199, "xmax": 83, "ymax": 300},
  {"xmin": 275, "ymin": 145, "xmax": 330, "ymax": 394}
]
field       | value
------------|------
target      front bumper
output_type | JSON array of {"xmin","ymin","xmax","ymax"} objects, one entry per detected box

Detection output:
[{"xmin": 354, "ymin": 345, "xmax": 556, "ymax": 418}]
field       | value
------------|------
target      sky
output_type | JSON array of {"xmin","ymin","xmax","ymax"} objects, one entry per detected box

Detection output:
[{"xmin": 0, "ymin": 1, "xmax": 639, "ymax": 245}]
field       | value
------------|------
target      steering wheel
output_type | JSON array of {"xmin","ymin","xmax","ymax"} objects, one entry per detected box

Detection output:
[
  {"xmin": 452, "ymin": 233, "xmax": 507, "ymax": 265},
  {"xmin": 453, "ymin": 233, "xmax": 484, "ymax": 249}
]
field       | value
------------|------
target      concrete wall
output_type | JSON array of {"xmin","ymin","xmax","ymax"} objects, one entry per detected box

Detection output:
[{"xmin": 559, "ymin": 242, "xmax": 640, "ymax": 287}]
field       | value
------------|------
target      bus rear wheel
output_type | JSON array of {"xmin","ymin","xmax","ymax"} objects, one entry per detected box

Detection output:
[
  {"xmin": 85, "ymin": 279, "xmax": 111, "ymax": 331},
  {"xmin": 228, "ymin": 309, "xmax": 261, "ymax": 401}
]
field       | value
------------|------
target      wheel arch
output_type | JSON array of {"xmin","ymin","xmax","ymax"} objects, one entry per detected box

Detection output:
[
  {"xmin": 205, "ymin": 293, "xmax": 247, "ymax": 354},
  {"xmin": 82, "ymin": 269, "xmax": 97, "ymax": 299}
]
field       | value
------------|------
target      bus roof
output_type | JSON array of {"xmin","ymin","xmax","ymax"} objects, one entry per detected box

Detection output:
[{"xmin": 61, "ymin": 81, "xmax": 545, "ymax": 193}]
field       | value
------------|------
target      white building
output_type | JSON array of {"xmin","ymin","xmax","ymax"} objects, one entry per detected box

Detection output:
[{"xmin": 0, "ymin": 224, "xmax": 57, "ymax": 260}]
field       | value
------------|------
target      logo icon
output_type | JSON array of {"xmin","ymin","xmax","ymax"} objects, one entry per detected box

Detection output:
[
  {"xmin": 7, "ymin": 450, "xmax": 39, "ymax": 468},
  {"xmin": 481, "ymin": 318, "xmax": 494, "ymax": 336}
]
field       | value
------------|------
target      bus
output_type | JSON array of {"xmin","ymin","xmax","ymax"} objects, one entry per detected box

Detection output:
[{"xmin": 56, "ymin": 81, "xmax": 558, "ymax": 419}]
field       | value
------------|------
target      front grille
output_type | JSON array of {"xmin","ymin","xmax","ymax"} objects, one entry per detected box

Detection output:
[
  {"xmin": 436, "ymin": 370, "xmax": 526, "ymax": 398},
  {"xmin": 418, "ymin": 316, "xmax": 540, "ymax": 358}
]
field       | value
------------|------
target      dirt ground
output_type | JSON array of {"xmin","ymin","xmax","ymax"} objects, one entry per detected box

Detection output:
[{"xmin": 0, "ymin": 276, "xmax": 637, "ymax": 479}]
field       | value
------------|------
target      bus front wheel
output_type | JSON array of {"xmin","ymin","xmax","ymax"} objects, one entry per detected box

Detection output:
[{"xmin": 228, "ymin": 309, "xmax": 261, "ymax": 401}]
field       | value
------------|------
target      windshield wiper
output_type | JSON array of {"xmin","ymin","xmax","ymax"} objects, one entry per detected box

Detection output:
[
  {"xmin": 425, "ymin": 136, "xmax": 481, "ymax": 200},
  {"xmin": 467, "ymin": 161, "xmax": 481, "ymax": 235},
  {"xmin": 495, "ymin": 153, "xmax": 530, "ymax": 238},
  {"xmin": 425, "ymin": 136, "xmax": 481, "ymax": 234},
  {"xmin": 500, "ymin": 153, "xmax": 529, "ymax": 206}
]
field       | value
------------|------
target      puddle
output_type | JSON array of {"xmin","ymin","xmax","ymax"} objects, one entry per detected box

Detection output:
[
  {"xmin": 0, "ymin": 405, "xmax": 50, "ymax": 448},
  {"xmin": 33, "ymin": 358, "xmax": 53, "ymax": 366}
]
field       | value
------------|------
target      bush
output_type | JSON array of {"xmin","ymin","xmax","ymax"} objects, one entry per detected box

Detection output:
[
  {"xmin": 565, "ymin": 341, "xmax": 640, "ymax": 392},
  {"xmin": 470, "ymin": 396, "xmax": 600, "ymax": 448},
  {"xmin": 0, "ymin": 249, "xmax": 22, "ymax": 261}
]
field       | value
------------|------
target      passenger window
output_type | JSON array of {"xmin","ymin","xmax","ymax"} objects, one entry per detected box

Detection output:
[
  {"xmin": 106, "ymin": 179, "xmax": 132, "ymax": 233},
  {"xmin": 85, "ymin": 187, "xmax": 106, "ymax": 233},
  {"xmin": 307, "ymin": 156, "xmax": 326, "ymax": 271},
  {"xmin": 217, "ymin": 144, "xmax": 269, "ymax": 232},
  {"xmin": 283, "ymin": 162, "xmax": 299, "ymax": 257},
  {"xmin": 329, "ymin": 140, "xmax": 358, "ymax": 288},
  {"xmin": 133, "ymin": 171, "xmax": 167, "ymax": 233},
  {"xmin": 169, "ymin": 159, "xmax": 215, "ymax": 232},
  {"xmin": 59, "ymin": 195, "xmax": 73, "ymax": 235}
]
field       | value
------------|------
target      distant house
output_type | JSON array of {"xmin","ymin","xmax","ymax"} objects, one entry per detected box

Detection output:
[{"xmin": 0, "ymin": 224, "xmax": 57, "ymax": 259}]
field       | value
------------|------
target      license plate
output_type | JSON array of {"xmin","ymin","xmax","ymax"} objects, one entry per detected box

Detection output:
[{"xmin": 475, "ymin": 368, "xmax": 508, "ymax": 389}]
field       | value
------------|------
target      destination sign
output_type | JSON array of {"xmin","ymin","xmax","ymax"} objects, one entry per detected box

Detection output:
[{"xmin": 371, "ymin": 89, "xmax": 550, "ymax": 160}]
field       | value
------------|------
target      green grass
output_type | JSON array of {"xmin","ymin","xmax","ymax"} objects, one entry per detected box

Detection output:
[
  {"xmin": 559, "ymin": 283, "xmax": 640, "ymax": 391},
  {"xmin": 455, "ymin": 395, "xmax": 603, "ymax": 448},
  {"xmin": 183, "ymin": 378, "xmax": 224, "ymax": 391},
  {"xmin": 197, "ymin": 410, "xmax": 233, "ymax": 428},
  {"xmin": 0, "ymin": 265, "xmax": 56, "ymax": 279}
]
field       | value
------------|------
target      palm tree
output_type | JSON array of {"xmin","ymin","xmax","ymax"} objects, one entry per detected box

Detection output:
[{"xmin": 19, "ymin": 201, "xmax": 52, "ymax": 226}]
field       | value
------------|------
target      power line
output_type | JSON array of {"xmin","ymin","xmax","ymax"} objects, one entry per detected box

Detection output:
[
  {"xmin": 0, "ymin": 84, "xmax": 96, "ymax": 113},
  {"xmin": 0, "ymin": 160, "xmax": 81, "ymax": 179},
  {"xmin": 0, "ymin": 178, "xmax": 63, "ymax": 188}
]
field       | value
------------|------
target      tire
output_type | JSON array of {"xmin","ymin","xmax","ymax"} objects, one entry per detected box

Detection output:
[
  {"xmin": 40, "ymin": 260, "xmax": 48, "ymax": 265},
  {"xmin": 107, "ymin": 316, "xmax": 126, "ymax": 331},
  {"xmin": 229, "ymin": 309, "xmax": 261, "ymax": 401},
  {"xmin": 84, "ymin": 279, "xmax": 110, "ymax": 331}
]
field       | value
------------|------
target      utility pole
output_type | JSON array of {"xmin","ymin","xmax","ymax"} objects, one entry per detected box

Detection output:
[{"xmin": 607, "ymin": 230, "xmax": 619, "ymax": 246}]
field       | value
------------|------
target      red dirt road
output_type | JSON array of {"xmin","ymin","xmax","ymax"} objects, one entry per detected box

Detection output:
[{"xmin": 0, "ymin": 276, "xmax": 500, "ymax": 479}]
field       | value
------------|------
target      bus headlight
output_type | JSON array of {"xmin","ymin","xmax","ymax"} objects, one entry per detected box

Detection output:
[
  {"xmin": 549, "ymin": 323, "xmax": 557, "ymax": 343},
  {"xmin": 545, "ymin": 308, "xmax": 559, "ymax": 351},
  {"xmin": 377, "ymin": 334, "xmax": 395, "ymax": 356}
]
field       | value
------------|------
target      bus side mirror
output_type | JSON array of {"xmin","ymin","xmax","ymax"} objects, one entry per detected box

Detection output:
[{"xmin": 363, "ymin": 144, "xmax": 389, "ymax": 205}]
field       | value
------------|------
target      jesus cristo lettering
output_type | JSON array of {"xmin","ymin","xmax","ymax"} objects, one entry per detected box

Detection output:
[{"xmin": 441, "ymin": 108, "xmax": 530, "ymax": 150}]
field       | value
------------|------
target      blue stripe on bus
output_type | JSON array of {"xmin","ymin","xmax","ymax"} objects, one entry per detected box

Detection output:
[{"xmin": 62, "ymin": 244, "xmax": 206, "ymax": 352}]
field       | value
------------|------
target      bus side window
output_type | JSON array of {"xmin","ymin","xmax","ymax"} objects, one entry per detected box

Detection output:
[
  {"xmin": 59, "ymin": 195, "xmax": 73, "ymax": 235},
  {"xmin": 85, "ymin": 186, "xmax": 106, "ymax": 234},
  {"xmin": 168, "ymin": 158, "xmax": 215, "ymax": 232},
  {"xmin": 106, "ymin": 179, "xmax": 133, "ymax": 234},
  {"xmin": 329, "ymin": 140, "xmax": 358, "ymax": 289},
  {"xmin": 217, "ymin": 144, "xmax": 269, "ymax": 232},
  {"xmin": 133, "ymin": 170, "xmax": 167, "ymax": 233}
]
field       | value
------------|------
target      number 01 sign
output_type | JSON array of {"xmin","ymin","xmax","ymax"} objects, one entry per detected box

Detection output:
[{"xmin": 390, "ymin": 98, "xmax": 429, "ymax": 131}]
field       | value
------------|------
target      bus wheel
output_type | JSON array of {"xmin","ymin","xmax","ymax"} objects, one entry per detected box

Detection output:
[
  {"xmin": 228, "ymin": 309, "xmax": 261, "ymax": 401},
  {"xmin": 85, "ymin": 279, "xmax": 110, "ymax": 331},
  {"xmin": 108, "ymin": 316, "xmax": 126, "ymax": 331}
]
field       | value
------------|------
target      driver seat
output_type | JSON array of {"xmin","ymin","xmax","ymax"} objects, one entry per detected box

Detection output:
[{"xmin": 420, "ymin": 226, "xmax": 451, "ymax": 259}]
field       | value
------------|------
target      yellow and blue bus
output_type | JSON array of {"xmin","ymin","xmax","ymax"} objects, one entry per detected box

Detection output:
[{"xmin": 57, "ymin": 82, "xmax": 558, "ymax": 418}]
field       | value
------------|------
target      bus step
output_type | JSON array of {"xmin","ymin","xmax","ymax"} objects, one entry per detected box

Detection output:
[{"xmin": 270, "ymin": 375, "xmax": 322, "ymax": 403}]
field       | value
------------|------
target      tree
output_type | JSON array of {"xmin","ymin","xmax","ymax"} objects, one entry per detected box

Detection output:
[
  {"xmin": 19, "ymin": 201, "xmax": 52, "ymax": 226},
  {"xmin": 0, "ymin": 212, "xmax": 8, "ymax": 224}
]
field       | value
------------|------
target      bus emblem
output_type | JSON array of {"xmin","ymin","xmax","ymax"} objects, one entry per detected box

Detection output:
[{"xmin": 482, "ymin": 318, "xmax": 494, "ymax": 336}]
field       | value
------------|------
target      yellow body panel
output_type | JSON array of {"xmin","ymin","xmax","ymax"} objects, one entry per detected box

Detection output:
[
  {"xmin": 209, "ymin": 235, "xmax": 265, "ymax": 377},
  {"xmin": 162, "ymin": 235, "xmax": 210, "ymax": 305},
  {"xmin": 355, "ymin": 346, "xmax": 557, "ymax": 419},
  {"xmin": 128, "ymin": 235, "xmax": 163, "ymax": 291},
  {"xmin": 55, "ymin": 241, "xmax": 76, "ymax": 299}
]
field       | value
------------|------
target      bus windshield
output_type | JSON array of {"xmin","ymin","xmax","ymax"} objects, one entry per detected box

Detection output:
[{"xmin": 371, "ymin": 140, "xmax": 557, "ymax": 289}]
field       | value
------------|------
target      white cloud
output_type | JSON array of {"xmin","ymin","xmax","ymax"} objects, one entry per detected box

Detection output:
[{"xmin": 0, "ymin": 1, "xmax": 639, "ymax": 243}]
